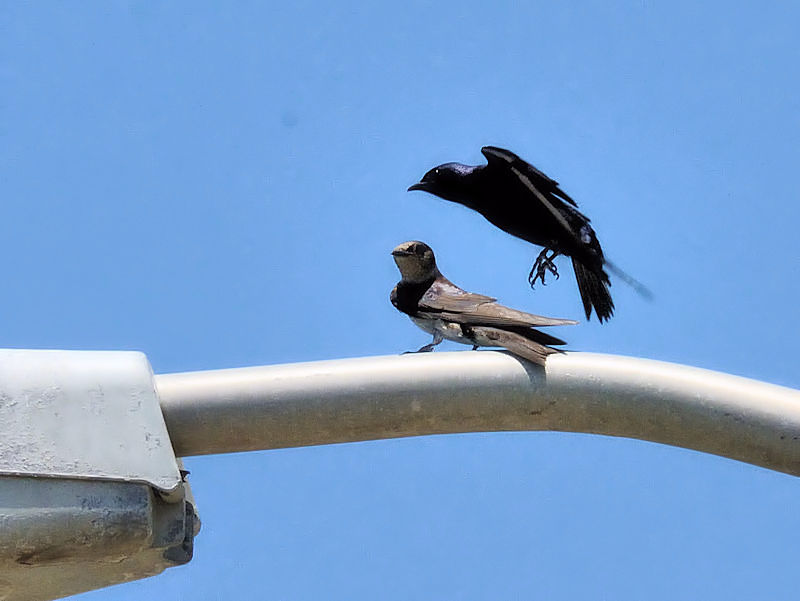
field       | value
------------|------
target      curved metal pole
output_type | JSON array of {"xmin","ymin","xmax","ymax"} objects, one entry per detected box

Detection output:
[{"xmin": 154, "ymin": 351, "xmax": 800, "ymax": 476}]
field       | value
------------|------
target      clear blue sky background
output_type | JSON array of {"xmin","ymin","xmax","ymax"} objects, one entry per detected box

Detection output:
[{"xmin": 3, "ymin": 2, "xmax": 800, "ymax": 599}]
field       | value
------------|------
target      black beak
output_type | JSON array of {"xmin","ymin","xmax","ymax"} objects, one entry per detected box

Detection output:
[
  {"xmin": 407, "ymin": 182, "xmax": 427, "ymax": 192},
  {"xmin": 391, "ymin": 249, "xmax": 413, "ymax": 257}
]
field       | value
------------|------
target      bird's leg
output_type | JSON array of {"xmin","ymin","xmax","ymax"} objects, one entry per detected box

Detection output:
[
  {"xmin": 528, "ymin": 249, "xmax": 561, "ymax": 287},
  {"xmin": 471, "ymin": 345, "xmax": 479, "ymax": 351},
  {"xmin": 412, "ymin": 332, "xmax": 444, "ymax": 353}
]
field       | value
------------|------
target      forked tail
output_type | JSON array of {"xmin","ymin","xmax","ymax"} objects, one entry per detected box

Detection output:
[{"xmin": 572, "ymin": 258, "xmax": 614, "ymax": 322}]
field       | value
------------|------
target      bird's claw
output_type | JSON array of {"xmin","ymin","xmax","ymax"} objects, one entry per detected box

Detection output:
[
  {"xmin": 415, "ymin": 343, "xmax": 438, "ymax": 353},
  {"xmin": 528, "ymin": 250, "xmax": 560, "ymax": 288},
  {"xmin": 404, "ymin": 333, "xmax": 444, "ymax": 354}
]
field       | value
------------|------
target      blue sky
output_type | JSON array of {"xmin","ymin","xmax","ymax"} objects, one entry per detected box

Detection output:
[{"xmin": 3, "ymin": 2, "xmax": 800, "ymax": 599}]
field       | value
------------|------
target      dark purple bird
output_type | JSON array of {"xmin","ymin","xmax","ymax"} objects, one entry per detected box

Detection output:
[{"xmin": 409, "ymin": 146, "xmax": 645, "ymax": 322}]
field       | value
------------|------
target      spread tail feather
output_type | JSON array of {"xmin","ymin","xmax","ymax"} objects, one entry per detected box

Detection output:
[{"xmin": 572, "ymin": 258, "xmax": 614, "ymax": 322}]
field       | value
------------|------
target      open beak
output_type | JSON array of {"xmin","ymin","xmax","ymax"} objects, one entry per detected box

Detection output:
[{"xmin": 407, "ymin": 182, "xmax": 427, "ymax": 192}]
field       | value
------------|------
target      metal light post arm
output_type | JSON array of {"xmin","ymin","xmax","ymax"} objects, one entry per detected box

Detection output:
[{"xmin": 154, "ymin": 351, "xmax": 800, "ymax": 477}]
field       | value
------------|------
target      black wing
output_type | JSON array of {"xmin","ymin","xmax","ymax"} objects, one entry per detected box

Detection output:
[
  {"xmin": 481, "ymin": 146, "xmax": 579, "ymax": 208},
  {"xmin": 481, "ymin": 145, "xmax": 594, "ymax": 247}
]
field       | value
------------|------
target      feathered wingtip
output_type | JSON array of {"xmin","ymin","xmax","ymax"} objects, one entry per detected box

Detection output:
[{"xmin": 605, "ymin": 259, "xmax": 654, "ymax": 301}]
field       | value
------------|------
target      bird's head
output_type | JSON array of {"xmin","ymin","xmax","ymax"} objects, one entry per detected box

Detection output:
[
  {"xmin": 408, "ymin": 162, "xmax": 476, "ymax": 201},
  {"xmin": 391, "ymin": 240, "xmax": 438, "ymax": 282}
]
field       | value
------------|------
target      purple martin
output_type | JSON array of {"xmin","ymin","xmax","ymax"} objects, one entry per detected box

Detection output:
[
  {"xmin": 390, "ymin": 240, "xmax": 577, "ymax": 366},
  {"xmin": 409, "ymin": 146, "xmax": 635, "ymax": 323}
]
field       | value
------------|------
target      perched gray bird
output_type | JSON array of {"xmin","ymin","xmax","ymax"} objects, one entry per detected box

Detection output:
[{"xmin": 390, "ymin": 240, "xmax": 577, "ymax": 366}]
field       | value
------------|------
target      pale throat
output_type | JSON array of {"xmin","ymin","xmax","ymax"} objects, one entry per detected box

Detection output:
[{"xmin": 395, "ymin": 258, "xmax": 436, "ymax": 283}]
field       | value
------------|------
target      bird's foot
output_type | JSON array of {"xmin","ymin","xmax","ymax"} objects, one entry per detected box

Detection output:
[
  {"xmin": 403, "ymin": 332, "xmax": 444, "ymax": 354},
  {"xmin": 471, "ymin": 344, "xmax": 479, "ymax": 351},
  {"xmin": 414, "ymin": 342, "xmax": 439, "ymax": 353},
  {"xmin": 528, "ymin": 249, "xmax": 560, "ymax": 288},
  {"xmin": 402, "ymin": 348, "xmax": 434, "ymax": 354}
]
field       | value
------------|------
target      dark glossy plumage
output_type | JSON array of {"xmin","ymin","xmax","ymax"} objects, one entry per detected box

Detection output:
[{"xmin": 409, "ymin": 146, "xmax": 614, "ymax": 322}]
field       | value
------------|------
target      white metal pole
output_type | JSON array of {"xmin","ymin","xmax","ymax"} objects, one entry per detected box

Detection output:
[{"xmin": 154, "ymin": 351, "xmax": 800, "ymax": 476}]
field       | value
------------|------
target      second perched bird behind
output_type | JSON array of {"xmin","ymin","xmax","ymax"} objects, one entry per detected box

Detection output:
[
  {"xmin": 390, "ymin": 240, "xmax": 577, "ymax": 366},
  {"xmin": 409, "ymin": 146, "xmax": 616, "ymax": 322}
]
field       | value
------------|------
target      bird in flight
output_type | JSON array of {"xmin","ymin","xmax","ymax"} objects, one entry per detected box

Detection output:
[
  {"xmin": 409, "ymin": 146, "xmax": 644, "ymax": 322},
  {"xmin": 390, "ymin": 240, "xmax": 577, "ymax": 366}
]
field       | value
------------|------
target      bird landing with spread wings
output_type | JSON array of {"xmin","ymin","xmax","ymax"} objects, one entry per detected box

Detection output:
[
  {"xmin": 408, "ymin": 146, "xmax": 650, "ymax": 323},
  {"xmin": 390, "ymin": 240, "xmax": 577, "ymax": 366}
]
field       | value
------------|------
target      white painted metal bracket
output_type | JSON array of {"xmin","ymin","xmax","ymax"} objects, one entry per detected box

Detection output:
[{"xmin": 0, "ymin": 349, "xmax": 181, "ymax": 493}]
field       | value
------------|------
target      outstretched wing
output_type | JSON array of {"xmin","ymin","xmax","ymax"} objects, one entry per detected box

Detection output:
[
  {"xmin": 418, "ymin": 277, "xmax": 577, "ymax": 328},
  {"xmin": 482, "ymin": 146, "xmax": 580, "ymax": 208}
]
